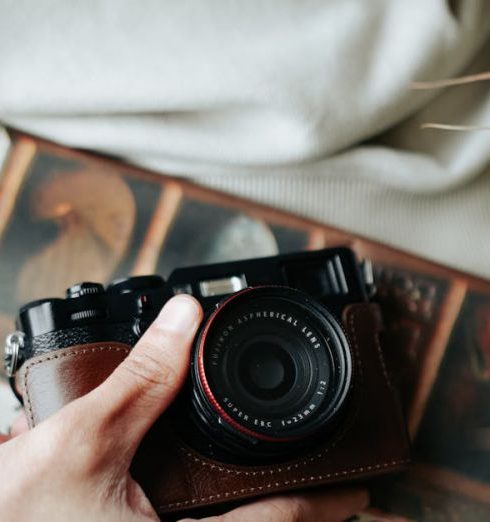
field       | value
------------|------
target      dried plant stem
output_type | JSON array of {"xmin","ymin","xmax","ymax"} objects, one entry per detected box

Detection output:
[
  {"xmin": 420, "ymin": 123, "xmax": 490, "ymax": 131},
  {"xmin": 412, "ymin": 71, "xmax": 490, "ymax": 90},
  {"xmin": 413, "ymin": 70, "xmax": 490, "ymax": 131}
]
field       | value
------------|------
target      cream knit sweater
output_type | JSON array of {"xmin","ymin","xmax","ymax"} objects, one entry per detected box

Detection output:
[{"xmin": 1, "ymin": 0, "xmax": 490, "ymax": 276}]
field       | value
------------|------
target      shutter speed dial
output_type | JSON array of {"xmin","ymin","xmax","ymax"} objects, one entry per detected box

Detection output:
[
  {"xmin": 66, "ymin": 283, "xmax": 106, "ymax": 321},
  {"xmin": 66, "ymin": 282, "xmax": 105, "ymax": 299}
]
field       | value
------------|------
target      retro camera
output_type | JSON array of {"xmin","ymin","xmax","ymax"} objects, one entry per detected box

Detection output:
[{"xmin": 6, "ymin": 248, "xmax": 410, "ymax": 516}]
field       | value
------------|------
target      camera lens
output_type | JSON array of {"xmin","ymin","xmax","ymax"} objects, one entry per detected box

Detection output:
[
  {"xmin": 238, "ymin": 339, "xmax": 295, "ymax": 400},
  {"xmin": 190, "ymin": 286, "xmax": 352, "ymax": 458}
]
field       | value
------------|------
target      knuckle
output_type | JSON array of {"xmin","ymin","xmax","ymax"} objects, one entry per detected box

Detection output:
[
  {"xmin": 274, "ymin": 498, "xmax": 307, "ymax": 522},
  {"xmin": 287, "ymin": 500, "xmax": 306, "ymax": 522},
  {"xmin": 355, "ymin": 488, "xmax": 370, "ymax": 510},
  {"xmin": 119, "ymin": 343, "xmax": 180, "ymax": 395},
  {"xmin": 253, "ymin": 497, "xmax": 306, "ymax": 522},
  {"xmin": 197, "ymin": 516, "xmax": 226, "ymax": 522}
]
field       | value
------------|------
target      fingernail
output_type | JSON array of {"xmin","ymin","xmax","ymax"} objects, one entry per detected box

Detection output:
[{"xmin": 156, "ymin": 295, "xmax": 201, "ymax": 333}]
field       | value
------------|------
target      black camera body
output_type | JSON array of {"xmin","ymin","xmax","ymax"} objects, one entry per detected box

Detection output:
[
  {"xmin": 8, "ymin": 247, "xmax": 410, "ymax": 516},
  {"xmin": 19, "ymin": 246, "xmax": 367, "ymax": 357}
]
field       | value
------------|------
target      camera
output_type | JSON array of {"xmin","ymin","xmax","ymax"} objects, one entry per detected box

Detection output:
[{"xmin": 6, "ymin": 247, "xmax": 410, "ymax": 517}]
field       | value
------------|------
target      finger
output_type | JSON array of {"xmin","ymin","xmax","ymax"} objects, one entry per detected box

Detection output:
[
  {"xmin": 85, "ymin": 294, "xmax": 202, "ymax": 454},
  {"xmin": 10, "ymin": 412, "xmax": 29, "ymax": 437},
  {"xmin": 207, "ymin": 488, "xmax": 369, "ymax": 522},
  {"xmin": 364, "ymin": 508, "xmax": 409, "ymax": 522}
]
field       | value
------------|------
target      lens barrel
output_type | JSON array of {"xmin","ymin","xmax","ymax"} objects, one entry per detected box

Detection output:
[{"xmin": 189, "ymin": 286, "xmax": 352, "ymax": 459}]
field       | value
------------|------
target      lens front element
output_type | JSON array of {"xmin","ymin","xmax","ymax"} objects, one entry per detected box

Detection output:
[
  {"xmin": 191, "ymin": 286, "xmax": 352, "ymax": 452},
  {"xmin": 238, "ymin": 338, "xmax": 295, "ymax": 400}
]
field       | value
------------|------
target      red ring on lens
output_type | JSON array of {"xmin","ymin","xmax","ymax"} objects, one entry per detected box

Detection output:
[{"xmin": 197, "ymin": 287, "xmax": 299, "ymax": 443}]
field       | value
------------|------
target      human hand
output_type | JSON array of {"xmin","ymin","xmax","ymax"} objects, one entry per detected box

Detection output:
[
  {"xmin": 181, "ymin": 489, "xmax": 369, "ymax": 522},
  {"xmin": 0, "ymin": 294, "xmax": 368, "ymax": 521}
]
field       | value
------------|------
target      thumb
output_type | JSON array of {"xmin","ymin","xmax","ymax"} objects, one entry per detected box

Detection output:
[{"xmin": 86, "ymin": 294, "xmax": 202, "ymax": 456}]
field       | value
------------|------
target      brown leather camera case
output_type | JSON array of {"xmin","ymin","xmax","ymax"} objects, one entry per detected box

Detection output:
[{"xmin": 16, "ymin": 301, "xmax": 410, "ymax": 517}]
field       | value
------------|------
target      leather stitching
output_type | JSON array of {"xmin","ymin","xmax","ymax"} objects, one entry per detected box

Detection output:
[
  {"xmin": 160, "ymin": 306, "xmax": 404, "ymax": 510},
  {"xmin": 19, "ymin": 309, "xmax": 403, "ymax": 513},
  {"xmin": 350, "ymin": 305, "xmax": 393, "ymax": 389},
  {"xmin": 372, "ymin": 324, "xmax": 394, "ymax": 390},
  {"xmin": 22, "ymin": 344, "xmax": 130, "ymax": 426},
  {"xmin": 160, "ymin": 458, "xmax": 410, "ymax": 510}
]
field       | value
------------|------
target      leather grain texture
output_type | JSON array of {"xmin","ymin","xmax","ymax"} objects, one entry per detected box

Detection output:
[
  {"xmin": 17, "ymin": 342, "xmax": 131, "ymax": 427},
  {"xmin": 17, "ymin": 303, "xmax": 410, "ymax": 516}
]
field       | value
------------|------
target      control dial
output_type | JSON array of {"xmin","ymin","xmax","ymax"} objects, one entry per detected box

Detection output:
[{"xmin": 66, "ymin": 282, "xmax": 104, "ymax": 299}]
